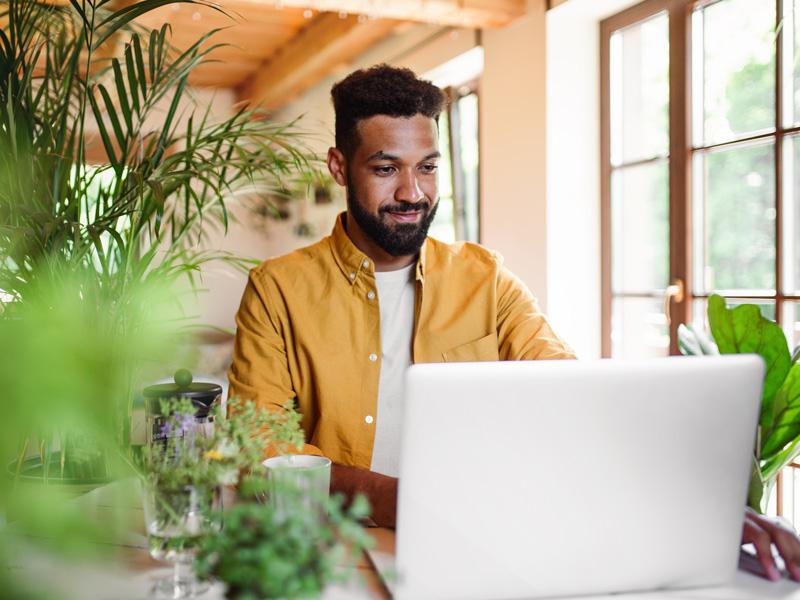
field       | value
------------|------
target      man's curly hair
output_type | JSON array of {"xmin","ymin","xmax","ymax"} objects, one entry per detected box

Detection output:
[{"xmin": 331, "ymin": 64, "xmax": 446, "ymax": 159}]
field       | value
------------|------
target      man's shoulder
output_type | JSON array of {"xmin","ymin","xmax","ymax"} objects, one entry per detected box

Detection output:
[
  {"xmin": 426, "ymin": 237, "xmax": 504, "ymax": 272},
  {"xmin": 250, "ymin": 236, "xmax": 332, "ymax": 284}
]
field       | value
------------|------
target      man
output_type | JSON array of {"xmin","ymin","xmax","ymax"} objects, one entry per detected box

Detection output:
[{"xmin": 229, "ymin": 64, "xmax": 800, "ymax": 581}]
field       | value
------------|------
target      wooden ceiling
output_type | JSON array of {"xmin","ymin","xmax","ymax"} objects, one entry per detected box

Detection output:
[
  {"xmin": 135, "ymin": 2, "xmax": 311, "ymax": 89},
  {"xmin": 29, "ymin": 0, "xmax": 522, "ymax": 111},
  {"xmin": 134, "ymin": 0, "xmax": 526, "ymax": 110}
]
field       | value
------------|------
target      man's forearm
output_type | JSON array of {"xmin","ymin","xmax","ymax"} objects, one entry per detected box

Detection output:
[{"xmin": 330, "ymin": 463, "xmax": 398, "ymax": 528}]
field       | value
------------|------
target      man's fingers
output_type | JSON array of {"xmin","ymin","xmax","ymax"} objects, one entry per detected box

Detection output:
[
  {"xmin": 756, "ymin": 517, "xmax": 800, "ymax": 582},
  {"xmin": 744, "ymin": 519, "xmax": 781, "ymax": 582},
  {"xmin": 769, "ymin": 529, "xmax": 799, "ymax": 581}
]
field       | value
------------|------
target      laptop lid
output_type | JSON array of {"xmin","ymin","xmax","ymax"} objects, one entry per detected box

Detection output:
[{"xmin": 395, "ymin": 355, "xmax": 764, "ymax": 600}]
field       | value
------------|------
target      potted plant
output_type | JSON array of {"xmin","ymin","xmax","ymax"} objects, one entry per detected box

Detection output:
[
  {"xmin": 0, "ymin": 0, "xmax": 317, "ymax": 490},
  {"xmin": 137, "ymin": 391, "xmax": 306, "ymax": 598},
  {"xmin": 195, "ymin": 486, "xmax": 373, "ymax": 599},
  {"xmin": 679, "ymin": 294, "xmax": 800, "ymax": 511}
]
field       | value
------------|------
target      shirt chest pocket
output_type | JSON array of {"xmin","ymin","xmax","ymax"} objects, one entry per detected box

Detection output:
[{"xmin": 442, "ymin": 332, "xmax": 500, "ymax": 363}]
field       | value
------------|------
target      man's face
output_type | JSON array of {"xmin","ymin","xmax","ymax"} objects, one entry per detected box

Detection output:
[{"xmin": 342, "ymin": 114, "xmax": 440, "ymax": 257}]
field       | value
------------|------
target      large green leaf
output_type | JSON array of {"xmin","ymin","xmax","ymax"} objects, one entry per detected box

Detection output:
[
  {"xmin": 761, "ymin": 365, "xmax": 800, "ymax": 459},
  {"xmin": 708, "ymin": 294, "xmax": 791, "ymax": 431}
]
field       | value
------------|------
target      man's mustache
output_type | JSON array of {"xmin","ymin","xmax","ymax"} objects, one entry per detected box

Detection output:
[{"xmin": 380, "ymin": 201, "xmax": 431, "ymax": 214}]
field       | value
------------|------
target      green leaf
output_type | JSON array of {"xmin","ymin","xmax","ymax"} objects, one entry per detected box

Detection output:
[
  {"xmin": 761, "ymin": 437, "xmax": 800, "ymax": 482},
  {"xmin": 124, "ymin": 42, "xmax": 140, "ymax": 117},
  {"xmin": 88, "ymin": 89, "xmax": 119, "ymax": 169},
  {"xmin": 677, "ymin": 323, "xmax": 719, "ymax": 356},
  {"xmin": 96, "ymin": 83, "xmax": 127, "ymax": 159},
  {"xmin": 747, "ymin": 455, "xmax": 764, "ymax": 512},
  {"xmin": 761, "ymin": 365, "xmax": 800, "ymax": 458},
  {"xmin": 111, "ymin": 58, "xmax": 133, "ymax": 131},
  {"xmin": 708, "ymin": 294, "xmax": 791, "ymax": 430}
]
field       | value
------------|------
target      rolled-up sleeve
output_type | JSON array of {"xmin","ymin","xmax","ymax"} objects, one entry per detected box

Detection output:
[{"xmin": 496, "ymin": 266, "xmax": 576, "ymax": 361}]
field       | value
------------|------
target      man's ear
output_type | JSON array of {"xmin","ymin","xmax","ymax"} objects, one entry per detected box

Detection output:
[{"xmin": 327, "ymin": 147, "xmax": 348, "ymax": 187}]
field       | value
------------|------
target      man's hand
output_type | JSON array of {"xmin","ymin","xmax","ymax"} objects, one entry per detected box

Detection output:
[
  {"xmin": 330, "ymin": 463, "xmax": 398, "ymax": 528},
  {"xmin": 743, "ymin": 507, "xmax": 800, "ymax": 581}
]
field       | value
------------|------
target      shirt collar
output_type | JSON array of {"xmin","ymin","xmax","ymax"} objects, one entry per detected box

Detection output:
[{"xmin": 330, "ymin": 212, "xmax": 428, "ymax": 285}]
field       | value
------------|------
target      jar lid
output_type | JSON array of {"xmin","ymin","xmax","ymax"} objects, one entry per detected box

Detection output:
[{"xmin": 143, "ymin": 371, "xmax": 222, "ymax": 418}]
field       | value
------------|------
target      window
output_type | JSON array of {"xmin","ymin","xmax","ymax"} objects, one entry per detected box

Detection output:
[
  {"xmin": 429, "ymin": 82, "xmax": 481, "ymax": 243},
  {"xmin": 601, "ymin": 0, "xmax": 798, "ymax": 358},
  {"xmin": 601, "ymin": 0, "xmax": 800, "ymax": 517}
]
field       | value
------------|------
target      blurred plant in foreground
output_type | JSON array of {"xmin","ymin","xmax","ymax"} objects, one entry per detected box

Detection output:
[{"xmin": 0, "ymin": 258, "xmax": 184, "ymax": 597}]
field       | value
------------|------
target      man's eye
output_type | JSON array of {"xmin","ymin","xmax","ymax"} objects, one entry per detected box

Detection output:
[
  {"xmin": 374, "ymin": 166, "xmax": 396, "ymax": 176},
  {"xmin": 420, "ymin": 163, "xmax": 438, "ymax": 174}
]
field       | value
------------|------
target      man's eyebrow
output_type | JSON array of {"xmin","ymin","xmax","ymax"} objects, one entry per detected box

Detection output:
[
  {"xmin": 367, "ymin": 150, "xmax": 399, "ymax": 161},
  {"xmin": 422, "ymin": 151, "xmax": 441, "ymax": 161}
]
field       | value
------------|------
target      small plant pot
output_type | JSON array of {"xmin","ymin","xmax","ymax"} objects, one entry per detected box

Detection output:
[{"xmin": 8, "ymin": 455, "xmax": 111, "ymax": 498}]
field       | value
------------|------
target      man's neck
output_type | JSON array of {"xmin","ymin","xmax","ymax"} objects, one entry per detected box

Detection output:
[{"xmin": 343, "ymin": 213, "xmax": 418, "ymax": 272}]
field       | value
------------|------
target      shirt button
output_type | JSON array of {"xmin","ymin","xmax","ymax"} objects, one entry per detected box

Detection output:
[
  {"xmin": 365, "ymin": 415, "xmax": 374, "ymax": 424},
  {"xmin": 367, "ymin": 290, "xmax": 375, "ymax": 300},
  {"xmin": 362, "ymin": 259, "xmax": 369, "ymax": 268},
  {"xmin": 368, "ymin": 353, "xmax": 378, "ymax": 362},
  {"xmin": 349, "ymin": 272, "xmax": 356, "ymax": 280}
]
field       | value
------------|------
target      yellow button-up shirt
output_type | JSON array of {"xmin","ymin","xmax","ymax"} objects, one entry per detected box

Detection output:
[{"xmin": 228, "ymin": 213, "xmax": 574, "ymax": 469}]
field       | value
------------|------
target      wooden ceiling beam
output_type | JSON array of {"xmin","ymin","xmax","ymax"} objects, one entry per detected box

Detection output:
[
  {"xmin": 236, "ymin": 12, "xmax": 399, "ymax": 111},
  {"xmin": 234, "ymin": 0, "xmax": 525, "ymax": 28}
]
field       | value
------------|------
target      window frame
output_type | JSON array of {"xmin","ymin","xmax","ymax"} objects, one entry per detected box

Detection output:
[
  {"xmin": 600, "ymin": 0, "xmax": 800, "ymax": 358},
  {"xmin": 441, "ymin": 80, "xmax": 481, "ymax": 243}
]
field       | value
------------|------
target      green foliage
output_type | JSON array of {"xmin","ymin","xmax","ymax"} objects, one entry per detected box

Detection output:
[
  {"xmin": 138, "ymin": 396, "xmax": 305, "ymax": 492},
  {"xmin": 677, "ymin": 323, "xmax": 719, "ymax": 356},
  {"xmin": 688, "ymin": 294, "xmax": 800, "ymax": 511},
  {"xmin": 0, "ymin": 0, "xmax": 317, "ymax": 309},
  {"xmin": 0, "ymin": 0, "xmax": 317, "ymax": 593},
  {"xmin": 760, "ymin": 365, "xmax": 800, "ymax": 459},
  {"xmin": 195, "ymin": 493, "xmax": 373, "ymax": 600},
  {"xmin": 708, "ymin": 294, "xmax": 791, "ymax": 431},
  {"xmin": 0, "ymin": 258, "xmax": 180, "ymax": 562}
]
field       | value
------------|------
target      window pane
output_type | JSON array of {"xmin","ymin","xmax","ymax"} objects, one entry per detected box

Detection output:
[
  {"xmin": 693, "ymin": 142, "xmax": 776, "ymax": 294},
  {"xmin": 457, "ymin": 93, "xmax": 480, "ymax": 243},
  {"xmin": 611, "ymin": 296, "xmax": 668, "ymax": 358},
  {"xmin": 695, "ymin": 0, "xmax": 776, "ymax": 146},
  {"xmin": 783, "ymin": 302, "xmax": 800, "ymax": 353},
  {"xmin": 785, "ymin": 136, "xmax": 800, "ymax": 294},
  {"xmin": 609, "ymin": 12, "xmax": 669, "ymax": 165},
  {"xmin": 431, "ymin": 109, "xmax": 455, "ymax": 243},
  {"xmin": 611, "ymin": 162, "xmax": 669, "ymax": 293}
]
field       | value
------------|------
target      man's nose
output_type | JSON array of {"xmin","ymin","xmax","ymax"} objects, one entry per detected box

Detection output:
[{"xmin": 395, "ymin": 170, "xmax": 425, "ymax": 204}]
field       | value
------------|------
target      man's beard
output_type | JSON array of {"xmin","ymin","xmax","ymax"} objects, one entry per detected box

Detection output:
[{"xmin": 346, "ymin": 185, "xmax": 439, "ymax": 257}]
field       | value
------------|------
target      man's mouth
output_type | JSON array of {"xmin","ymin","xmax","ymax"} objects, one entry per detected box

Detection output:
[{"xmin": 383, "ymin": 205, "xmax": 427, "ymax": 223}]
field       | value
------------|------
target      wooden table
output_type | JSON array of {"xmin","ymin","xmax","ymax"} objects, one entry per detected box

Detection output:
[
  {"xmin": 8, "ymin": 480, "xmax": 800, "ymax": 600},
  {"xmin": 3, "ymin": 480, "xmax": 390, "ymax": 599}
]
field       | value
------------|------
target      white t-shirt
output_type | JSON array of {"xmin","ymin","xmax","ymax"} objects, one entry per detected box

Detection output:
[{"xmin": 369, "ymin": 263, "xmax": 416, "ymax": 477}]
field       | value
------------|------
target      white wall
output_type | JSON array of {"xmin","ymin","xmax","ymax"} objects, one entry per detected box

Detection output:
[
  {"xmin": 480, "ymin": 0, "xmax": 549, "ymax": 311},
  {"xmin": 545, "ymin": 0, "xmax": 639, "ymax": 358}
]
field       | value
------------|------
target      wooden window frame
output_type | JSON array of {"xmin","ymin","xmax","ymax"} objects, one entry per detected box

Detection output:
[
  {"xmin": 601, "ymin": 0, "xmax": 800, "ymax": 358},
  {"xmin": 442, "ymin": 80, "xmax": 481, "ymax": 242}
]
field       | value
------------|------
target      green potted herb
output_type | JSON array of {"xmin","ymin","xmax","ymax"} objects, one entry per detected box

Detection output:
[
  {"xmin": 679, "ymin": 294, "xmax": 800, "ymax": 511},
  {"xmin": 137, "ymin": 391, "xmax": 305, "ymax": 598},
  {"xmin": 195, "ymin": 488, "xmax": 373, "ymax": 600}
]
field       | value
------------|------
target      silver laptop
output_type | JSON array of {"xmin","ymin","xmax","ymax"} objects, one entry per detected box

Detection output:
[{"xmin": 386, "ymin": 355, "xmax": 763, "ymax": 600}]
